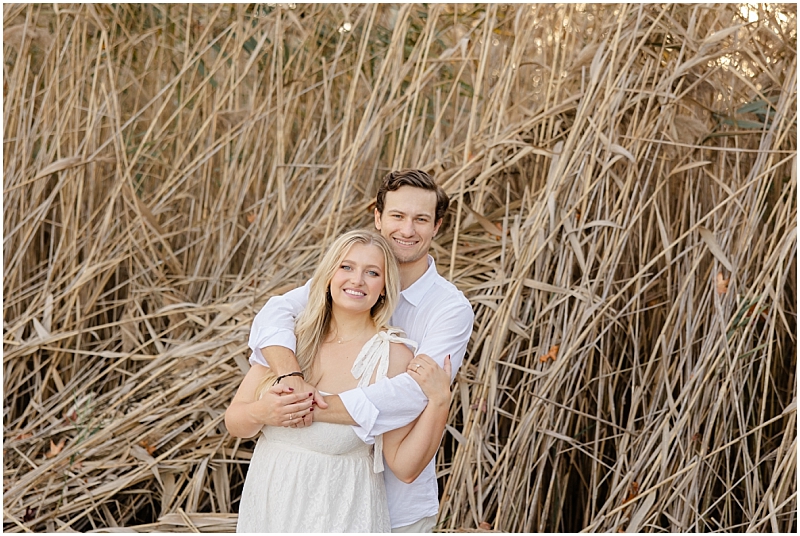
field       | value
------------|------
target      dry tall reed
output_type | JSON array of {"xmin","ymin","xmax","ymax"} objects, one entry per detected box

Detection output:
[{"xmin": 3, "ymin": 3, "xmax": 796, "ymax": 532}]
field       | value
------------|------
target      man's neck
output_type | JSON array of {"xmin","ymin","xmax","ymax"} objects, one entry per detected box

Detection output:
[{"xmin": 398, "ymin": 255, "xmax": 429, "ymax": 291}]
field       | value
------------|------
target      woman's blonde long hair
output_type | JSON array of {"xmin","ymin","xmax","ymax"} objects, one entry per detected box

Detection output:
[{"xmin": 257, "ymin": 230, "xmax": 399, "ymax": 395}]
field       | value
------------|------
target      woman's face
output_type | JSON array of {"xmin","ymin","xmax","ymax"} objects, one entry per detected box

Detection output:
[{"xmin": 329, "ymin": 243, "xmax": 386, "ymax": 315}]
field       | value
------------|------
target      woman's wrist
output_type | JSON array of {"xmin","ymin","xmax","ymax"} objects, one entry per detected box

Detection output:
[
  {"xmin": 244, "ymin": 400, "xmax": 267, "ymax": 427},
  {"xmin": 426, "ymin": 391, "xmax": 451, "ymax": 409}
]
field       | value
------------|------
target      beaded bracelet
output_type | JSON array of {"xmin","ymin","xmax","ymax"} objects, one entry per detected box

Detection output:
[{"xmin": 273, "ymin": 371, "xmax": 305, "ymax": 386}]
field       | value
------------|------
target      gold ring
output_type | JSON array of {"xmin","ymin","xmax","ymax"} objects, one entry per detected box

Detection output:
[
  {"xmin": 289, "ymin": 413, "xmax": 294, "ymax": 420},
  {"xmin": 415, "ymin": 363, "xmax": 422, "ymax": 371}
]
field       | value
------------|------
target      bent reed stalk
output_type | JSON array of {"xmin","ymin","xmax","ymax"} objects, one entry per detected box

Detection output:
[{"xmin": 3, "ymin": 3, "xmax": 796, "ymax": 533}]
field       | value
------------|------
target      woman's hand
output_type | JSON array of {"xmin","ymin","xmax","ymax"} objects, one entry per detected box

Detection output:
[
  {"xmin": 407, "ymin": 354, "xmax": 452, "ymax": 406},
  {"xmin": 249, "ymin": 384, "xmax": 316, "ymax": 427},
  {"xmin": 226, "ymin": 363, "xmax": 318, "ymax": 438}
]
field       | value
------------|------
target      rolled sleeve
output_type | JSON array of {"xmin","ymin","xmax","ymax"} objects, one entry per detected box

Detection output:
[
  {"xmin": 342, "ymin": 373, "xmax": 428, "ymax": 442},
  {"xmin": 339, "ymin": 389, "xmax": 380, "ymax": 445},
  {"xmin": 246, "ymin": 281, "xmax": 310, "ymax": 367},
  {"xmin": 248, "ymin": 328, "xmax": 298, "ymax": 367}
]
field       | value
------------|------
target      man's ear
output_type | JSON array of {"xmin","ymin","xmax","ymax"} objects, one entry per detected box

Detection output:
[
  {"xmin": 374, "ymin": 208, "xmax": 382, "ymax": 231},
  {"xmin": 433, "ymin": 218, "xmax": 443, "ymax": 237}
]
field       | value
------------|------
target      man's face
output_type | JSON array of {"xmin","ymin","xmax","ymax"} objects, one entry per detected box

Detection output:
[{"xmin": 375, "ymin": 186, "xmax": 441, "ymax": 265}]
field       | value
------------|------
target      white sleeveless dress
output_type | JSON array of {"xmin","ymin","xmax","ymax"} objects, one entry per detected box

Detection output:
[{"xmin": 236, "ymin": 328, "xmax": 417, "ymax": 533}]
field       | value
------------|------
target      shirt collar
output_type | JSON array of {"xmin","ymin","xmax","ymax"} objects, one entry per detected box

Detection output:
[{"xmin": 400, "ymin": 255, "xmax": 438, "ymax": 307}]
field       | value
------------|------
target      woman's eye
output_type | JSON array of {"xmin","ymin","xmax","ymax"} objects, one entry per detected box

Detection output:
[
  {"xmin": 367, "ymin": 270, "xmax": 379, "ymax": 277},
  {"xmin": 341, "ymin": 265, "xmax": 351, "ymax": 270}
]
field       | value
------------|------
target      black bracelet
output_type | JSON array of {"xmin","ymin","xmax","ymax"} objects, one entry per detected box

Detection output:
[{"xmin": 273, "ymin": 371, "xmax": 304, "ymax": 386}]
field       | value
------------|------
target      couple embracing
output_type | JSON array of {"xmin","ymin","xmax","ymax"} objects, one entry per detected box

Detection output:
[{"xmin": 225, "ymin": 170, "xmax": 474, "ymax": 532}]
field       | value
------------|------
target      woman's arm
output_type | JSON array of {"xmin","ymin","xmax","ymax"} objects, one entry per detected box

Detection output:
[
  {"xmin": 224, "ymin": 363, "xmax": 316, "ymax": 438},
  {"xmin": 381, "ymin": 352, "xmax": 453, "ymax": 483}
]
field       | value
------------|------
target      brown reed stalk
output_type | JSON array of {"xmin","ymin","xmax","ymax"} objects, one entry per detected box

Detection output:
[{"xmin": 3, "ymin": 3, "xmax": 796, "ymax": 533}]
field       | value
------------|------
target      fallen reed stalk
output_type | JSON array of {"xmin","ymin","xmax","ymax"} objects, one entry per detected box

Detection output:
[{"xmin": 3, "ymin": 3, "xmax": 796, "ymax": 532}]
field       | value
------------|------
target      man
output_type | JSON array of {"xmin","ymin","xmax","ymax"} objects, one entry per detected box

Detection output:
[{"xmin": 226, "ymin": 169, "xmax": 474, "ymax": 532}]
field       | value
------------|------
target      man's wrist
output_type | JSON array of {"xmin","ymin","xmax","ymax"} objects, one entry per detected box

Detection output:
[
  {"xmin": 262, "ymin": 346, "xmax": 302, "ymax": 375},
  {"xmin": 314, "ymin": 395, "xmax": 357, "ymax": 425},
  {"xmin": 274, "ymin": 371, "xmax": 304, "ymax": 384}
]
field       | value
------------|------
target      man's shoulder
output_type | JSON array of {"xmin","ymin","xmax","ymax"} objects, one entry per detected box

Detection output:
[{"xmin": 422, "ymin": 271, "xmax": 472, "ymax": 310}]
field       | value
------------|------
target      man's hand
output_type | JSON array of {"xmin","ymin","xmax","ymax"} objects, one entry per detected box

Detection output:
[
  {"xmin": 248, "ymin": 384, "xmax": 316, "ymax": 427},
  {"xmin": 407, "ymin": 354, "xmax": 452, "ymax": 406},
  {"xmin": 277, "ymin": 375, "xmax": 328, "ymax": 427}
]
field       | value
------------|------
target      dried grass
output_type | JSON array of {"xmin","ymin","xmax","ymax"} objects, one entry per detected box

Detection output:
[{"xmin": 3, "ymin": 3, "xmax": 796, "ymax": 532}]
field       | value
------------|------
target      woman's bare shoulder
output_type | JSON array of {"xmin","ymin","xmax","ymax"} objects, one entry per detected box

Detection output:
[{"xmin": 387, "ymin": 340, "xmax": 414, "ymax": 377}]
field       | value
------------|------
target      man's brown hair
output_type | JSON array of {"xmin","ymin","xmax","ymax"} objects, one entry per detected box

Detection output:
[{"xmin": 375, "ymin": 169, "xmax": 450, "ymax": 222}]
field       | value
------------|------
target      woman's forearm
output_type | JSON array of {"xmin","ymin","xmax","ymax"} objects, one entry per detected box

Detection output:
[
  {"xmin": 224, "ymin": 401, "xmax": 267, "ymax": 439},
  {"xmin": 383, "ymin": 394, "xmax": 450, "ymax": 483}
]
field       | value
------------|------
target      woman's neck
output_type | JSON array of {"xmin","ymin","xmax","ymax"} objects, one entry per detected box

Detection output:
[{"xmin": 328, "ymin": 307, "xmax": 377, "ymax": 341}]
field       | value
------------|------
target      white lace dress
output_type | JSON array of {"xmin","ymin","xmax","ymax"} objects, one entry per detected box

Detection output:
[{"xmin": 236, "ymin": 328, "xmax": 416, "ymax": 533}]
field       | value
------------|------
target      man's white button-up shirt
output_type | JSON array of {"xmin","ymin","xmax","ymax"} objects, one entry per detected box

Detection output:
[{"xmin": 247, "ymin": 256, "xmax": 474, "ymax": 528}]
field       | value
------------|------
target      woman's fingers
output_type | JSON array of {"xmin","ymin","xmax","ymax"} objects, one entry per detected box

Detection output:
[
  {"xmin": 285, "ymin": 403, "xmax": 314, "ymax": 427},
  {"xmin": 282, "ymin": 397, "xmax": 315, "ymax": 417},
  {"xmin": 255, "ymin": 389, "xmax": 315, "ymax": 427},
  {"xmin": 267, "ymin": 383, "xmax": 295, "ymax": 396},
  {"xmin": 407, "ymin": 354, "xmax": 452, "ymax": 401},
  {"xmin": 407, "ymin": 353, "xmax": 445, "ymax": 374}
]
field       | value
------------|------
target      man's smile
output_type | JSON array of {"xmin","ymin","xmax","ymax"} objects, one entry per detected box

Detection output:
[{"xmin": 393, "ymin": 237, "xmax": 418, "ymax": 247}]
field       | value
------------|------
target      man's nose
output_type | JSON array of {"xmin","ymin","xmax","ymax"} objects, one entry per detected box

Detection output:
[{"xmin": 399, "ymin": 218, "xmax": 414, "ymax": 236}]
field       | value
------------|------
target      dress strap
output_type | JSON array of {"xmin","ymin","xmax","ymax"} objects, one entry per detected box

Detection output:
[{"xmin": 350, "ymin": 327, "xmax": 415, "ymax": 473}]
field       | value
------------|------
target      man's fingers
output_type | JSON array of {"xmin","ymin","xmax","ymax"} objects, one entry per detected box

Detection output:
[{"xmin": 314, "ymin": 391, "xmax": 328, "ymax": 409}]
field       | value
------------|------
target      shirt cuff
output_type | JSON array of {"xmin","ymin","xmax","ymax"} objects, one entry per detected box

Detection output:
[
  {"xmin": 248, "ymin": 328, "xmax": 298, "ymax": 367},
  {"xmin": 248, "ymin": 349, "xmax": 269, "ymax": 368},
  {"xmin": 339, "ymin": 389, "xmax": 379, "ymax": 445},
  {"xmin": 251, "ymin": 324, "xmax": 297, "ymax": 350}
]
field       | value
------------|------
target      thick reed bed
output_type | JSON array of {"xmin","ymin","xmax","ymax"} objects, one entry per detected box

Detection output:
[{"xmin": 3, "ymin": 3, "xmax": 796, "ymax": 532}]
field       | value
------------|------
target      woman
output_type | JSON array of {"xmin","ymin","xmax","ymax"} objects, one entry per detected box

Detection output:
[{"xmin": 227, "ymin": 230, "xmax": 451, "ymax": 532}]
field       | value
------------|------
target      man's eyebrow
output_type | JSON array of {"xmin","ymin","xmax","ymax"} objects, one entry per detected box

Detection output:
[{"xmin": 386, "ymin": 208, "xmax": 432, "ymax": 217}]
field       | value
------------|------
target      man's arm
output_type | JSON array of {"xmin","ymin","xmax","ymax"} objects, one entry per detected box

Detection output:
[
  {"xmin": 331, "ymin": 301, "xmax": 474, "ymax": 440},
  {"xmin": 311, "ymin": 395, "xmax": 357, "ymax": 425},
  {"xmin": 248, "ymin": 281, "xmax": 309, "ymax": 368},
  {"xmin": 247, "ymin": 281, "xmax": 327, "ymax": 422}
]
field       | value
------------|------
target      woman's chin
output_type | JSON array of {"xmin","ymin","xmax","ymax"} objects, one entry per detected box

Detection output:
[{"xmin": 331, "ymin": 299, "xmax": 378, "ymax": 315}]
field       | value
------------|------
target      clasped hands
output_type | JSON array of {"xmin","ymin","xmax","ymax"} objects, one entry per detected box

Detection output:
[{"xmin": 255, "ymin": 354, "xmax": 452, "ymax": 428}]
